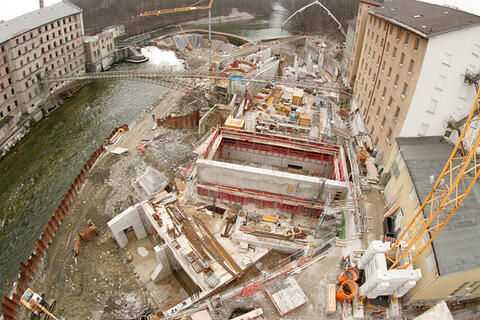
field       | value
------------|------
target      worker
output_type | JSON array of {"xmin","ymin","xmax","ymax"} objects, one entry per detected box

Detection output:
[{"xmin": 152, "ymin": 114, "xmax": 156, "ymax": 122}]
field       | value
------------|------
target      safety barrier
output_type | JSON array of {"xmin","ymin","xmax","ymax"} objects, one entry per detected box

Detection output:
[{"xmin": 1, "ymin": 125, "xmax": 126, "ymax": 320}]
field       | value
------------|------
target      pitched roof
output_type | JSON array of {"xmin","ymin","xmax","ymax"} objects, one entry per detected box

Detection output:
[
  {"xmin": 369, "ymin": 0, "xmax": 480, "ymax": 38},
  {"xmin": 397, "ymin": 136, "xmax": 480, "ymax": 276},
  {"xmin": 0, "ymin": 1, "xmax": 81, "ymax": 44}
]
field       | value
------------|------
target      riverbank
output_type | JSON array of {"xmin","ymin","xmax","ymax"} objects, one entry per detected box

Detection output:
[{"xmin": 14, "ymin": 88, "xmax": 202, "ymax": 319}]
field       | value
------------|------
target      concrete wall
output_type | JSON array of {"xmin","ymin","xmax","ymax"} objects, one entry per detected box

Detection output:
[
  {"xmin": 196, "ymin": 159, "xmax": 347, "ymax": 202},
  {"xmin": 400, "ymin": 25, "xmax": 480, "ymax": 139},
  {"xmin": 107, "ymin": 204, "xmax": 148, "ymax": 248},
  {"xmin": 216, "ymin": 144, "xmax": 333, "ymax": 178}
]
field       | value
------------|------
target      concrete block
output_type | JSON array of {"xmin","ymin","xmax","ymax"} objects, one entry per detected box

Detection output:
[
  {"xmin": 135, "ymin": 167, "xmax": 168, "ymax": 197},
  {"xmin": 113, "ymin": 231, "xmax": 128, "ymax": 248}
]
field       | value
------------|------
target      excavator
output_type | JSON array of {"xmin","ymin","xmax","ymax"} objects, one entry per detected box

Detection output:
[{"xmin": 20, "ymin": 288, "xmax": 61, "ymax": 320}]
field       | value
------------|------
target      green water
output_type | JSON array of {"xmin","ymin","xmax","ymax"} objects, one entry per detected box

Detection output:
[{"xmin": 0, "ymin": 2, "xmax": 291, "ymax": 297}]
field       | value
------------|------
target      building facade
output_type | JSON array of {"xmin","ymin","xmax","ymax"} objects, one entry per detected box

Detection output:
[
  {"xmin": 84, "ymin": 30, "xmax": 115, "ymax": 72},
  {"xmin": 349, "ymin": 0, "xmax": 480, "ymax": 162},
  {"xmin": 384, "ymin": 137, "xmax": 480, "ymax": 303},
  {"xmin": 0, "ymin": 2, "xmax": 86, "ymax": 155}
]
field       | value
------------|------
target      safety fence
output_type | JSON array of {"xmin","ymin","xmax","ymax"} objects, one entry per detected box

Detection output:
[{"xmin": 1, "ymin": 125, "xmax": 126, "ymax": 320}]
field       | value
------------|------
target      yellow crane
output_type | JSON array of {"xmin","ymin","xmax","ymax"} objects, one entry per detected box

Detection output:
[
  {"xmin": 386, "ymin": 88, "xmax": 480, "ymax": 271},
  {"xmin": 178, "ymin": 24, "xmax": 193, "ymax": 50},
  {"xmin": 138, "ymin": 0, "xmax": 215, "ymax": 70},
  {"xmin": 350, "ymin": 88, "xmax": 480, "ymax": 305}
]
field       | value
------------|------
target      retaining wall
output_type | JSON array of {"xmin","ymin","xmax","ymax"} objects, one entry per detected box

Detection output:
[{"xmin": 1, "ymin": 125, "xmax": 126, "ymax": 320}]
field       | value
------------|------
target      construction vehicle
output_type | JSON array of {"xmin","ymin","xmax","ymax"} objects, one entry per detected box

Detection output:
[
  {"xmin": 20, "ymin": 288, "xmax": 60, "ymax": 320},
  {"xmin": 350, "ymin": 88, "xmax": 480, "ymax": 304}
]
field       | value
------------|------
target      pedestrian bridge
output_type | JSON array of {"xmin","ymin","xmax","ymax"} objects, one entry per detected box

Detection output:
[{"xmin": 40, "ymin": 71, "xmax": 347, "ymax": 95}]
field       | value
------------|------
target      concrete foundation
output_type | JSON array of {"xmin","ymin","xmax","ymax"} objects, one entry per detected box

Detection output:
[
  {"xmin": 196, "ymin": 159, "xmax": 347, "ymax": 202},
  {"xmin": 151, "ymin": 245, "xmax": 173, "ymax": 283},
  {"xmin": 107, "ymin": 204, "xmax": 148, "ymax": 248}
]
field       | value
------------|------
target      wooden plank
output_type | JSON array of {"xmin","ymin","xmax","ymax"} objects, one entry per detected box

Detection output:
[{"xmin": 326, "ymin": 283, "xmax": 336, "ymax": 315}]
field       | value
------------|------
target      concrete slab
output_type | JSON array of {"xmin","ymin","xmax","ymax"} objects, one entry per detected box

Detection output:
[
  {"xmin": 135, "ymin": 167, "xmax": 168, "ymax": 197},
  {"xmin": 266, "ymin": 276, "xmax": 308, "ymax": 316}
]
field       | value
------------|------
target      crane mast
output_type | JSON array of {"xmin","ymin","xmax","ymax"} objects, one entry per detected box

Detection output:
[{"xmin": 386, "ymin": 88, "xmax": 480, "ymax": 270}]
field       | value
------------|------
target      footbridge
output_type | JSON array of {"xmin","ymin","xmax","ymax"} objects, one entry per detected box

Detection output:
[{"xmin": 40, "ymin": 71, "xmax": 350, "ymax": 96}]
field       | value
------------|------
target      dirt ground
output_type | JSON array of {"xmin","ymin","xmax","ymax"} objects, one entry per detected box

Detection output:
[{"xmin": 22, "ymin": 88, "xmax": 204, "ymax": 319}]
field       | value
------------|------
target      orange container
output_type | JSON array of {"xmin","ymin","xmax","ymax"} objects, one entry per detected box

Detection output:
[
  {"xmin": 338, "ymin": 267, "xmax": 359, "ymax": 284},
  {"xmin": 336, "ymin": 280, "xmax": 358, "ymax": 302}
]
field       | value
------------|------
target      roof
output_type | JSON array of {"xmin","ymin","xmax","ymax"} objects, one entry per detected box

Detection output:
[
  {"xmin": 369, "ymin": 0, "xmax": 480, "ymax": 38},
  {"xmin": 0, "ymin": 1, "xmax": 81, "ymax": 44},
  {"xmin": 397, "ymin": 136, "xmax": 480, "ymax": 276}
]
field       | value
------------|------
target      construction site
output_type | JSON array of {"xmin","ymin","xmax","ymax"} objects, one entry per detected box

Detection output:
[{"xmin": 3, "ymin": 1, "xmax": 480, "ymax": 320}]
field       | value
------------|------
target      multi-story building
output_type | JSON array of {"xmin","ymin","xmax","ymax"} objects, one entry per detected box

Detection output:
[
  {"xmin": 0, "ymin": 2, "xmax": 86, "ymax": 154},
  {"xmin": 0, "ymin": 42, "xmax": 21, "ymax": 143},
  {"xmin": 383, "ymin": 136, "xmax": 480, "ymax": 303},
  {"xmin": 348, "ymin": 0, "xmax": 480, "ymax": 162},
  {"xmin": 84, "ymin": 30, "xmax": 115, "ymax": 72}
]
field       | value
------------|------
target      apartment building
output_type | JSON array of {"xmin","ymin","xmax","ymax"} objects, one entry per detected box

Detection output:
[
  {"xmin": 383, "ymin": 137, "xmax": 480, "ymax": 303},
  {"xmin": 348, "ymin": 0, "xmax": 480, "ymax": 162},
  {"xmin": 0, "ymin": 2, "xmax": 86, "ymax": 154}
]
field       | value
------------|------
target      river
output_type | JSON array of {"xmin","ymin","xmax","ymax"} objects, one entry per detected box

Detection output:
[{"xmin": 0, "ymin": 2, "xmax": 290, "ymax": 297}]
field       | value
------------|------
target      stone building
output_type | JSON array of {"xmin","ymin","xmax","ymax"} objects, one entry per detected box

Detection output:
[
  {"xmin": 348, "ymin": 0, "xmax": 480, "ymax": 162},
  {"xmin": 84, "ymin": 30, "xmax": 115, "ymax": 72},
  {"xmin": 0, "ymin": 1, "xmax": 86, "ymax": 154}
]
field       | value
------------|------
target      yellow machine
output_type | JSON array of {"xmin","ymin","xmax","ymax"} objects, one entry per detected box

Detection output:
[{"xmin": 21, "ymin": 288, "xmax": 60, "ymax": 320}]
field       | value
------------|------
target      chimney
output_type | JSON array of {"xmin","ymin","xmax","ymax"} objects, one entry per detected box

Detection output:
[{"xmin": 39, "ymin": 0, "xmax": 44, "ymax": 8}]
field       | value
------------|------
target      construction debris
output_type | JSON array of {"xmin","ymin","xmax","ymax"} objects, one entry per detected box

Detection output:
[{"xmin": 73, "ymin": 220, "xmax": 98, "ymax": 256}]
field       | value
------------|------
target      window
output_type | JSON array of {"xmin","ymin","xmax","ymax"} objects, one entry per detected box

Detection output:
[
  {"xmin": 376, "ymin": 106, "xmax": 381, "ymax": 116},
  {"xmin": 382, "ymin": 87, "xmax": 387, "ymax": 98},
  {"xmin": 414, "ymin": 38, "xmax": 420, "ymax": 51},
  {"xmin": 392, "ymin": 47, "xmax": 397, "ymax": 58},
  {"xmin": 442, "ymin": 53, "xmax": 452, "ymax": 66},
  {"xmin": 408, "ymin": 59, "xmax": 415, "ymax": 73},
  {"xmin": 387, "ymin": 66, "xmax": 392, "ymax": 78},
  {"xmin": 427, "ymin": 99, "xmax": 438, "ymax": 114},
  {"xmin": 387, "ymin": 96, "xmax": 393, "ymax": 108},
  {"xmin": 435, "ymin": 75, "xmax": 447, "ymax": 91},
  {"xmin": 396, "ymin": 29, "xmax": 401, "ymax": 40},
  {"xmin": 386, "ymin": 42, "xmax": 390, "ymax": 53},
  {"xmin": 400, "ymin": 52, "xmax": 405, "ymax": 65},
  {"xmin": 387, "ymin": 128, "xmax": 392, "ymax": 139},
  {"xmin": 381, "ymin": 116, "xmax": 386, "ymax": 127},
  {"xmin": 377, "ymin": 80, "xmax": 381, "ymax": 90},
  {"xmin": 401, "ymin": 83, "xmax": 408, "ymax": 96},
  {"xmin": 394, "ymin": 74, "xmax": 399, "ymax": 87},
  {"xmin": 376, "ymin": 34, "xmax": 379, "ymax": 44},
  {"xmin": 394, "ymin": 106, "xmax": 400, "ymax": 120},
  {"xmin": 404, "ymin": 33, "xmax": 409, "ymax": 45},
  {"xmin": 418, "ymin": 123, "xmax": 429, "ymax": 136},
  {"xmin": 473, "ymin": 44, "xmax": 480, "ymax": 57},
  {"xmin": 381, "ymin": 61, "xmax": 386, "ymax": 71},
  {"xmin": 426, "ymin": 252, "xmax": 436, "ymax": 271},
  {"xmin": 376, "ymin": 54, "xmax": 380, "ymax": 65}
]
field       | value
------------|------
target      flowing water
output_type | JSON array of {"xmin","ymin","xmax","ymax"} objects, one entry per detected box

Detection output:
[{"xmin": 0, "ymin": 2, "xmax": 290, "ymax": 297}]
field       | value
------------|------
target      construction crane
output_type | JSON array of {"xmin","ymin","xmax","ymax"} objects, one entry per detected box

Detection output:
[
  {"xmin": 178, "ymin": 24, "xmax": 193, "ymax": 50},
  {"xmin": 138, "ymin": 0, "xmax": 215, "ymax": 70},
  {"xmin": 354, "ymin": 88, "xmax": 480, "ymax": 302},
  {"xmin": 20, "ymin": 288, "xmax": 60, "ymax": 320}
]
